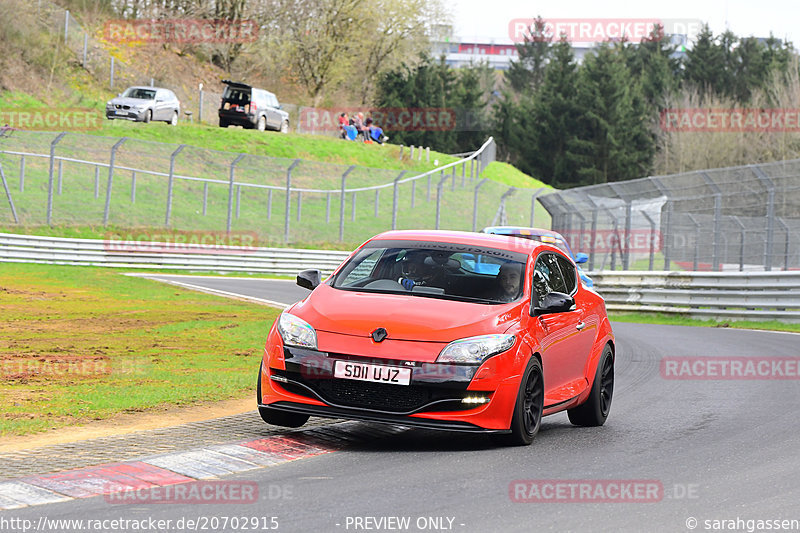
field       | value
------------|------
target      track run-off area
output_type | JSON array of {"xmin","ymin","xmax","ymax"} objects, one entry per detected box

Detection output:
[{"xmin": 2, "ymin": 274, "xmax": 799, "ymax": 533}]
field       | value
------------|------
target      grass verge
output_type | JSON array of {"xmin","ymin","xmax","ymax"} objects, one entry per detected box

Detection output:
[
  {"xmin": 0, "ymin": 263, "xmax": 278, "ymax": 436},
  {"xmin": 610, "ymin": 312, "xmax": 800, "ymax": 333}
]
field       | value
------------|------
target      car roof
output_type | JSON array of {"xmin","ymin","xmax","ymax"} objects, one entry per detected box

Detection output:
[
  {"xmin": 482, "ymin": 226, "xmax": 563, "ymax": 238},
  {"xmin": 367, "ymin": 229, "xmax": 541, "ymax": 254},
  {"xmin": 125, "ymin": 86, "xmax": 167, "ymax": 91},
  {"xmin": 221, "ymin": 79, "xmax": 253, "ymax": 89}
]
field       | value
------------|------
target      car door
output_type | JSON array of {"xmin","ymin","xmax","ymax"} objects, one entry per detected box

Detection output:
[
  {"xmin": 531, "ymin": 252, "xmax": 591, "ymax": 403},
  {"xmin": 153, "ymin": 90, "xmax": 167, "ymax": 120},
  {"xmin": 266, "ymin": 92, "xmax": 280, "ymax": 129}
]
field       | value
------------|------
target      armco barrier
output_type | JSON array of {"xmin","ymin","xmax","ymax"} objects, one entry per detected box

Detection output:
[
  {"xmin": 2, "ymin": 233, "xmax": 799, "ymax": 321},
  {"xmin": 0, "ymin": 233, "xmax": 350, "ymax": 276},
  {"xmin": 588, "ymin": 270, "xmax": 800, "ymax": 322}
]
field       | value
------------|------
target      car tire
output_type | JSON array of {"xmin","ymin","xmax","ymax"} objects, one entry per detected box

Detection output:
[
  {"xmin": 219, "ymin": 119, "xmax": 229, "ymax": 128},
  {"xmin": 492, "ymin": 356, "xmax": 544, "ymax": 446},
  {"xmin": 256, "ymin": 362, "xmax": 310, "ymax": 428},
  {"xmin": 280, "ymin": 120, "xmax": 289, "ymax": 134},
  {"xmin": 169, "ymin": 111, "xmax": 178, "ymax": 126},
  {"xmin": 143, "ymin": 109, "xmax": 152, "ymax": 123},
  {"xmin": 257, "ymin": 115, "xmax": 266, "ymax": 131},
  {"xmin": 568, "ymin": 344, "xmax": 614, "ymax": 427}
]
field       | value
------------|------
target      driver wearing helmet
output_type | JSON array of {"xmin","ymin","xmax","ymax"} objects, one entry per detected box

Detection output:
[{"xmin": 398, "ymin": 250, "xmax": 436, "ymax": 290}]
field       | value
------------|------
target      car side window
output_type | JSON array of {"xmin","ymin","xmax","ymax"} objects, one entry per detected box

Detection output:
[
  {"xmin": 555, "ymin": 255, "xmax": 577, "ymax": 295},
  {"xmin": 532, "ymin": 253, "xmax": 567, "ymax": 307}
]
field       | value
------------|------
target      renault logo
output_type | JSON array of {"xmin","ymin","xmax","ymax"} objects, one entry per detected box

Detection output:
[{"xmin": 371, "ymin": 328, "xmax": 388, "ymax": 342}]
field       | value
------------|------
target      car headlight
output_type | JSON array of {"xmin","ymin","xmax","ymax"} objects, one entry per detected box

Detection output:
[
  {"xmin": 106, "ymin": 102, "xmax": 114, "ymax": 108},
  {"xmin": 277, "ymin": 312, "xmax": 317, "ymax": 349},
  {"xmin": 437, "ymin": 334, "xmax": 515, "ymax": 364}
]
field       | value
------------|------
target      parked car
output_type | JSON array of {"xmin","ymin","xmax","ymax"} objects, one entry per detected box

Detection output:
[
  {"xmin": 105, "ymin": 87, "xmax": 180, "ymax": 125},
  {"xmin": 482, "ymin": 226, "xmax": 594, "ymax": 287},
  {"xmin": 257, "ymin": 230, "xmax": 614, "ymax": 446},
  {"xmin": 218, "ymin": 80, "xmax": 289, "ymax": 133}
]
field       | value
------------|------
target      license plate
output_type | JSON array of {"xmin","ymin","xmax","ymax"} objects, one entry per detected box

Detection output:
[{"xmin": 333, "ymin": 360, "xmax": 411, "ymax": 386}]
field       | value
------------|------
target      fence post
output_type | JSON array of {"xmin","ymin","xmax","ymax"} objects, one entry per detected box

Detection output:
[
  {"xmin": 391, "ymin": 171, "xmax": 406, "ymax": 230},
  {"xmin": 296, "ymin": 190, "xmax": 302, "ymax": 221},
  {"xmin": 102, "ymin": 137, "xmax": 127, "ymax": 226},
  {"xmin": 461, "ymin": 160, "xmax": 466, "ymax": 187},
  {"xmin": 19, "ymin": 156, "xmax": 24, "ymax": 192},
  {"xmin": 82, "ymin": 33, "xmax": 88, "ymax": 68},
  {"xmin": 64, "ymin": 10, "xmax": 69, "ymax": 44},
  {"xmin": 529, "ymin": 188, "xmax": 545, "ymax": 227},
  {"xmin": 732, "ymin": 216, "xmax": 745, "ymax": 272},
  {"xmin": 426, "ymin": 147, "xmax": 430, "ymax": 162},
  {"xmin": 435, "ymin": 171, "xmax": 449, "ymax": 229},
  {"xmin": 700, "ymin": 172, "xmax": 723, "ymax": 271},
  {"xmin": 326, "ymin": 192, "xmax": 331, "ymax": 224},
  {"xmin": 641, "ymin": 211, "xmax": 657, "ymax": 270},
  {"xmin": 130, "ymin": 171, "xmax": 136, "ymax": 203},
  {"xmin": 110, "ymin": 57, "xmax": 115, "ymax": 89},
  {"xmin": 164, "ymin": 144, "xmax": 185, "ymax": 227},
  {"xmin": 268, "ymin": 189, "xmax": 273, "ymax": 220},
  {"xmin": 226, "ymin": 154, "xmax": 246, "ymax": 233},
  {"xmin": 202, "ymin": 182, "xmax": 208, "ymax": 216},
  {"xmin": 750, "ymin": 165, "xmax": 775, "ymax": 271},
  {"xmin": 411, "ymin": 180, "xmax": 416, "ymax": 208},
  {"xmin": 472, "ymin": 178, "xmax": 489, "ymax": 232},
  {"xmin": 351, "ymin": 192, "xmax": 356, "ymax": 222},
  {"xmin": 57, "ymin": 159, "xmax": 63, "ymax": 195},
  {"xmin": 374, "ymin": 189, "xmax": 379, "ymax": 217},
  {"xmin": 283, "ymin": 159, "xmax": 300, "ymax": 243},
  {"xmin": 0, "ymin": 163, "xmax": 19, "ymax": 224},
  {"xmin": 235, "ymin": 185, "xmax": 241, "ymax": 218},
  {"xmin": 451, "ymin": 166, "xmax": 456, "ymax": 192},
  {"xmin": 47, "ymin": 132, "xmax": 68, "ymax": 225},
  {"xmin": 776, "ymin": 218, "xmax": 790, "ymax": 271},
  {"xmin": 198, "ymin": 86, "xmax": 204, "ymax": 124},
  {"xmin": 426, "ymin": 174, "xmax": 431, "ymax": 202},
  {"xmin": 410, "ymin": 146, "xmax": 414, "ymax": 160},
  {"xmin": 94, "ymin": 165, "xmax": 99, "ymax": 199},
  {"xmin": 339, "ymin": 165, "xmax": 356, "ymax": 241}
]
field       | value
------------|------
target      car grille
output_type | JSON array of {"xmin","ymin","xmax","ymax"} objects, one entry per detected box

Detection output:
[{"xmin": 273, "ymin": 368, "xmax": 468, "ymax": 414}]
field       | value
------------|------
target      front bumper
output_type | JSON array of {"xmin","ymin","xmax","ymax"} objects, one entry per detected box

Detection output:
[
  {"xmin": 261, "ymin": 346, "xmax": 520, "ymax": 431},
  {"xmin": 106, "ymin": 108, "xmax": 147, "ymax": 121}
]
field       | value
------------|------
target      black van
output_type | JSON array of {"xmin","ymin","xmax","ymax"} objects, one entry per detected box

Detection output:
[{"xmin": 218, "ymin": 80, "xmax": 290, "ymax": 132}]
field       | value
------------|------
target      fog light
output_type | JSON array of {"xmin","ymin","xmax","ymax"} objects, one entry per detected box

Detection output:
[{"xmin": 462, "ymin": 395, "xmax": 490, "ymax": 405}]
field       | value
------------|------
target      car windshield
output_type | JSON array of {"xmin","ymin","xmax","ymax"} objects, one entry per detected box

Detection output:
[
  {"xmin": 122, "ymin": 88, "xmax": 156, "ymax": 100},
  {"xmin": 332, "ymin": 240, "xmax": 528, "ymax": 304}
]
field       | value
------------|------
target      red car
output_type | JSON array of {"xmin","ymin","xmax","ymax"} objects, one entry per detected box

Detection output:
[{"xmin": 258, "ymin": 230, "xmax": 614, "ymax": 445}]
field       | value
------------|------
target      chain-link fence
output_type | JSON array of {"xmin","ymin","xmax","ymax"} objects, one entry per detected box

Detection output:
[
  {"xmin": 539, "ymin": 161, "xmax": 800, "ymax": 271},
  {"xmin": 0, "ymin": 131, "xmax": 553, "ymax": 247}
]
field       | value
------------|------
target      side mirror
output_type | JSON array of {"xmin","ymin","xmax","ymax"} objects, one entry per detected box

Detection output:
[
  {"xmin": 533, "ymin": 292, "xmax": 575, "ymax": 316},
  {"xmin": 574, "ymin": 253, "xmax": 588, "ymax": 264},
  {"xmin": 297, "ymin": 269, "xmax": 321, "ymax": 291}
]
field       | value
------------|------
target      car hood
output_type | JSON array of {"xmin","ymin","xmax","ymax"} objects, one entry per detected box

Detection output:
[
  {"xmin": 109, "ymin": 97, "xmax": 152, "ymax": 106},
  {"xmin": 290, "ymin": 283, "xmax": 520, "ymax": 343}
]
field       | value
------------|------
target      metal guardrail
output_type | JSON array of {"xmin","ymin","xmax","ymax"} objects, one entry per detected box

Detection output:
[
  {"xmin": 588, "ymin": 271, "xmax": 800, "ymax": 321},
  {"xmin": 0, "ymin": 233, "xmax": 351, "ymax": 276},
  {"xmin": 2, "ymin": 233, "xmax": 798, "ymax": 321}
]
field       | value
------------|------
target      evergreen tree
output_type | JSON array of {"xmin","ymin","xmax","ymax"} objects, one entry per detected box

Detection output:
[
  {"xmin": 683, "ymin": 24, "xmax": 728, "ymax": 98},
  {"xmin": 526, "ymin": 39, "xmax": 583, "ymax": 185},
  {"xmin": 573, "ymin": 44, "xmax": 654, "ymax": 185},
  {"xmin": 505, "ymin": 16, "xmax": 552, "ymax": 94}
]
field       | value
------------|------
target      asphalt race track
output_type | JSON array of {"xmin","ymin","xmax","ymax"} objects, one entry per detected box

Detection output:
[{"xmin": 4, "ymin": 276, "xmax": 799, "ymax": 533}]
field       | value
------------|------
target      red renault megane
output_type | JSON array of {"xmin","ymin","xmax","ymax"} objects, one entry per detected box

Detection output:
[{"xmin": 257, "ymin": 230, "xmax": 614, "ymax": 445}]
